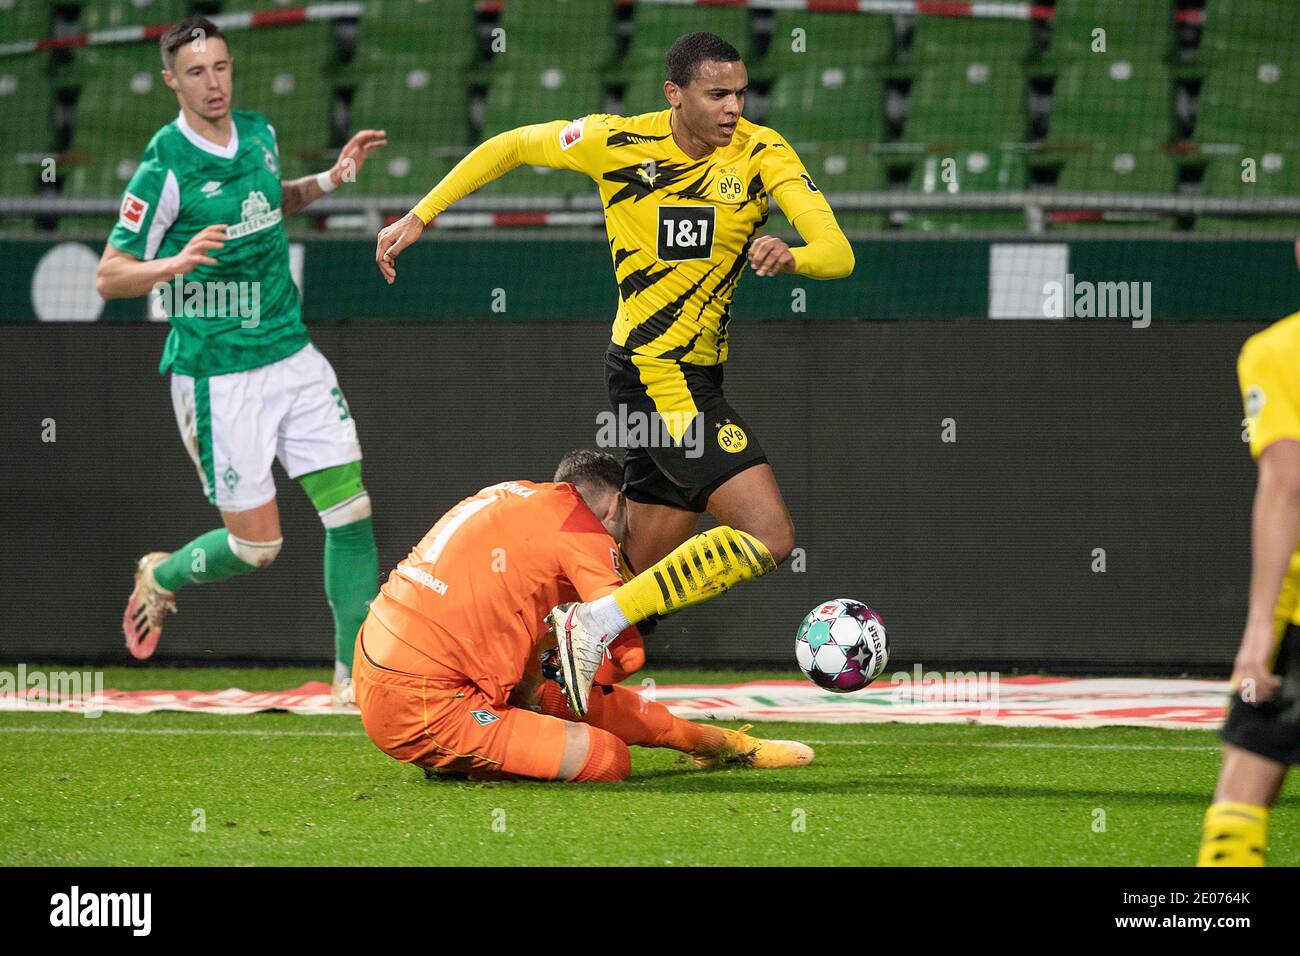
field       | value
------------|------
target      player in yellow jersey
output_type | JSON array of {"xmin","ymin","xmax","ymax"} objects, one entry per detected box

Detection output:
[
  {"xmin": 374, "ymin": 34, "xmax": 853, "ymax": 712},
  {"xmin": 1198, "ymin": 309, "xmax": 1300, "ymax": 866}
]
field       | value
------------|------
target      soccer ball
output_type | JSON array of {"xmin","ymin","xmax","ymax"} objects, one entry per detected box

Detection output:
[{"xmin": 795, "ymin": 598, "xmax": 888, "ymax": 693}]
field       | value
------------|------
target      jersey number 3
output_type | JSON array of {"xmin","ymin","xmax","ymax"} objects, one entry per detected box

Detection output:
[{"xmin": 658, "ymin": 205, "xmax": 716, "ymax": 262}]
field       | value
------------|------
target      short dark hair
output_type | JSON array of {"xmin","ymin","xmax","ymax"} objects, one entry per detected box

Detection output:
[
  {"xmin": 554, "ymin": 449, "xmax": 623, "ymax": 496},
  {"xmin": 665, "ymin": 32, "xmax": 741, "ymax": 88},
  {"xmin": 160, "ymin": 15, "xmax": 225, "ymax": 72}
]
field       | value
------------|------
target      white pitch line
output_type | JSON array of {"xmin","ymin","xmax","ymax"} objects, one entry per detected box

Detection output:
[
  {"xmin": 0, "ymin": 725, "xmax": 1219, "ymax": 751},
  {"xmin": 802, "ymin": 739, "xmax": 1218, "ymax": 752}
]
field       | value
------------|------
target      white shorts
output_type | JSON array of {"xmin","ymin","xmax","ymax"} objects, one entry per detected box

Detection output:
[{"xmin": 170, "ymin": 344, "xmax": 363, "ymax": 512}]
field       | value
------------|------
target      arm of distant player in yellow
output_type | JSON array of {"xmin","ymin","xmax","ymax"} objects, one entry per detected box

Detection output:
[
  {"xmin": 788, "ymin": 208, "xmax": 855, "ymax": 280},
  {"xmin": 410, "ymin": 123, "xmax": 565, "ymax": 224}
]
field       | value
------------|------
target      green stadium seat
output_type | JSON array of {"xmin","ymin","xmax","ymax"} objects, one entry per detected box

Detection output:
[
  {"xmin": 906, "ymin": 61, "xmax": 1027, "ymax": 146},
  {"xmin": 1202, "ymin": 0, "xmax": 1300, "ymax": 63},
  {"xmin": 1047, "ymin": 60, "xmax": 1173, "ymax": 148},
  {"xmin": 1196, "ymin": 149, "xmax": 1300, "ymax": 234},
  {"xmin": 496, "ymin": 0, "xmax": 615, "ymax": 63},
  {"xmin": 0, "ymin": 0, "xmax": 51, "ymax": 46},
  {"xmin": 78, "ymin": 0, "xmax": 188, "ymax": 33},
  {"xmin": 628, "ymin": 3, "xmax": 751, "ymax": 69},
  {"xmin": 358, "ymin": 145, "xmax": 457, "ymax": 196},
  {"xmin": 1195, "ymin": 60, "xmax": 1300, "ymax": 148},
  {"xmin": 908, "ymin": 13, "xmax": 1035, "ymax": 64},
  {"xmin": 903, "ymin": 149, "xmax": 1027, "ymax": 233},
  {"xmin": 350, "ymin": 64, "xmax": 470, "ymax": 149},
  {"xmin": 1049, "ymin": 147, "xmax": 1178, "ymax": 230},
  {"xmin": 66, "ymin": 47, "xmax": 175, "ymax": 196},
  {"xmin": 620, "ymin": 63, "xmax": 669, "ymax": 117},
  {"xmin": 219, "ymin": 0, "xmax": 303, "ymax": 11},
  {"xmin": 229, "ymin": 24, "xmax": 337, "ymax": 178},
  {"xmin": 765, "ymin": 10, "xmax": 893, "ymax": 70},
  {"xmin": 0, "ymin": 53, "xmax": 55, "ymax": 154},
  {"xmin": 482, "ymin": 56, "xmax": 604, "ymax": 138},
  {"xmin": 792, "ymin": 140, "xmax": 883, "ymax": 193},
  {"xmin": 1048, "ymin": 0, "xmax": 1174, "ymax": 63},
  {"xmin": 357, "ymin": 0, "xmax": 477, "ymax": 69},
  {"xmin": 766, "ymin": 64, "xmax": 884, "ymax": 143}
]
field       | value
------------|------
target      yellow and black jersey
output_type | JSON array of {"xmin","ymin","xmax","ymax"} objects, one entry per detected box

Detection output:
[
  {"xmin": 1240, "ymin": 311, "xmax": 1300, "ymax": 461},
  {"xmin": 412, "ymin": 109, "xmax": 853, "ymax": 366}
]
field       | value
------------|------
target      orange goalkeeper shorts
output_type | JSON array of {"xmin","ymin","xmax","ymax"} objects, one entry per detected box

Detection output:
[{"xmin": 354, "ymin": 616, "xmax": 627, "ymax": 782}]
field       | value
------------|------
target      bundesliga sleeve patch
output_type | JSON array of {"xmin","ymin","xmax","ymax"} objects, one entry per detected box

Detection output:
[
  {"xmin": 118, "ymin": 192, "xmax": 149, "ymax": 233},
  {"xmin": 559, "ymin": 117, "xmax": 586, "ymax": 150}
]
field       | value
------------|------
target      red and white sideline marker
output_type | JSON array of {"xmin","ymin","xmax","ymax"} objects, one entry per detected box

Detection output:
[
  {"xmin": 0, "ymin": 0, "xmax": 1208, "ymax": 55},
  {"xmin": 0, "ymin": 2, "xmax": 363, "ymax": 58}
]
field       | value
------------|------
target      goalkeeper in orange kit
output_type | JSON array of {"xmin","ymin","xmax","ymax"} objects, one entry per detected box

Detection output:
[{"xmin": 354, "ymin": 449, "xmax": 811, "ymax": 783}]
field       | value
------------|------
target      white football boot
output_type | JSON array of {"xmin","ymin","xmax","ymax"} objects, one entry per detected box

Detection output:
[{"xmin": 546, "ymin": 602, "xmax": 608, "ymax": 718}]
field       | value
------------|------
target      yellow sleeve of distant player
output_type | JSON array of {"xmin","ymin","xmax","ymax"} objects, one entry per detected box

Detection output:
[
  {"xmin": 760, "ymin": 136, "xmax": 854, "ymax": 279},
  {"xmin": 1239, "ymin": 333, "xmax": 1300, "ymax": 459},
  {"xmin": 410, "ymin": 115, "xmax": 611, "ymax": 223}
]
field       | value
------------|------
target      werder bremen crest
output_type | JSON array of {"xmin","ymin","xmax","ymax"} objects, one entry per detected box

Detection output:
[{"xmin": 227, "ymin": 190, "xmax": 282, "ymax": 239}]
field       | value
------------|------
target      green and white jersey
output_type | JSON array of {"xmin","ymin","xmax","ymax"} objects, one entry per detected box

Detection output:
[{"xmin": 109, "ymin": 108, "xmax": 309, "ymax": 378}]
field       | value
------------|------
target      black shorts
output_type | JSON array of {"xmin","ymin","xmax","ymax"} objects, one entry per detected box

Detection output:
[
  {"xmin": 1220, "ymin": 623, "xmax": 1300, "ymax": 764},
  {"xmin": 604, "ymin": 344, "xmax": 767, "ymax": 513}
]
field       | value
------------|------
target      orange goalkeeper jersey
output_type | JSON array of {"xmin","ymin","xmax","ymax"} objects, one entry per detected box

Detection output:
[{"xmin": 365, "ymin": 480, "xmax": 625, "ymax": 701}]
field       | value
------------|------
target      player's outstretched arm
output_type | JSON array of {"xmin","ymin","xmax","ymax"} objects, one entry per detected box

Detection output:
[
  {"xmin": 757, "ymin": 136, "xmax": 854, "ymax": 280},
  {"xmin": 95, "ymin": 224, "xmax": 227, "ymax": 300},
  {"xmin": 376, "ymin": 120, "xmax": 595, "ymax": 283},
  {"xmin": 282, "ymin": 129, "xmax": 387, "ymax": 216},
  {"xmin": 1234, "ymin": 439, "xmax": 1300, "ymax": 701}
]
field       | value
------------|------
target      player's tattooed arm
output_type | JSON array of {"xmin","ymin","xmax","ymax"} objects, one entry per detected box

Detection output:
[
  {"xmin": 282, "ymin": 129, "xmax": 388, "ymax": 215},
  {"xmin": 95, "ymin": 225, "xmax": 227, "ymax": 300}
]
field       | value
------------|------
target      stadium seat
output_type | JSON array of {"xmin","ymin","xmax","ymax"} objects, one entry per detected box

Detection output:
[
  {"xmin": 1202, "ymin": 0, "xmax": 1300, "ymax": 62},
  {"xmin": 1194, "ymin": 59, "xmax": 1300, "ymax": 147},
  {"xmin": 1046, "ymin": 60, "xmax": 1173, "ymax": 149},
  {"xmin": 908, "ymin": 13, "xmax": 1035, "ymax": 64},
  {"xmin": 0, "ymin": 52, "xmax": 55, "ymax": 155},
  {"xmin": 358, "ymin": 146, "xmax": 457, "ymax": 196},
  {"xmin": 766, "ymin": 64, "xmax": 884, "ymax": 144},
  {"xmin": 66, "ymin": 47, "xmax": 177, "ymax": 196},
  {"xmin": 482, "ymin": 56, "xmax": 604, "ymax": 138},
  {"xmin": 496, "ymin": 0, "xmax": 616, "ymax": 64},
  {"xmin": 0, "ymin": 0, "xmax": 51, "ymax": 45},
  {"xmin": 357, "ymin": 0, "xmax": 477, "ymax": 69},
  {"xmin": 350, "ymin": 64, "xmax": 471, "ymax": 150},
  {"xmin": 764, "ymin": 9, "xmax": 894, "ymax": 70},
  {"xmin": 627, "ymin": 3, "xmax": 751, "ymax": 69},
  {"xmin": 1196, "ymin": 149, "xmax": 1300, "ymax": 233},
  {"xmin": 903, "ymin": 149, "xmax": 1028, "ymax": 233},
  {"xmin": 789, "ymin": 141, "xmax": 885, "ymax": 230},
  {"xmin": 620, "ymin": 63, "xmax": 669, "ymax": 117},
  {"xmin": 219, "ymin": 0, "xmax": 304, "ymax": 11},
  {"xmin": 1047, "ymin": 0, "xmax": 1174, "ymax": 62},
  {"xmin": 905, "ymin": 61, "xmax": 1028, "ymax": 146},
  {"xmin": 229, "ymin": 24, "xmax": 338, "ymax": 179},
  {"xmin": 1049, "ymin": 148, "xmax": 1178, "ymax": 230},
  {"xmin": 78, "ymin": 0, "xmax": 188, "ymax": 33}
]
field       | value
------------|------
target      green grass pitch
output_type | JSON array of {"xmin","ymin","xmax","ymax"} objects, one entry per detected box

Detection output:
[{"xmin": 2, "ymin": 665, "xmax": 1296, "ymax": 866}]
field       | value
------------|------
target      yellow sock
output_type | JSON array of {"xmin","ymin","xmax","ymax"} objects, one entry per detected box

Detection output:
[
  {"xmin": 613, "ymin": 526, "xmax": 777, "ymax": 621},
  {"xmin": 1197, "ymin": 802, "xmax": 1268, "ymax": 866}
]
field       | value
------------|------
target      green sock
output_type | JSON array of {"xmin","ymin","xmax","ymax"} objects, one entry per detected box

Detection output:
[
  {"xmin": 153, "ymin": 528, "xmax": 258, "ymax": 592},
  {"xmin": 324, "ymin": 516, "xmax": 379, "ymax": 676}
]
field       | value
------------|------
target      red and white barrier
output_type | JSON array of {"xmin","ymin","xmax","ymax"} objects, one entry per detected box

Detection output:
[{"xmin": 0, "ymin": 2, "xmax": 363, "ymax": 57}]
